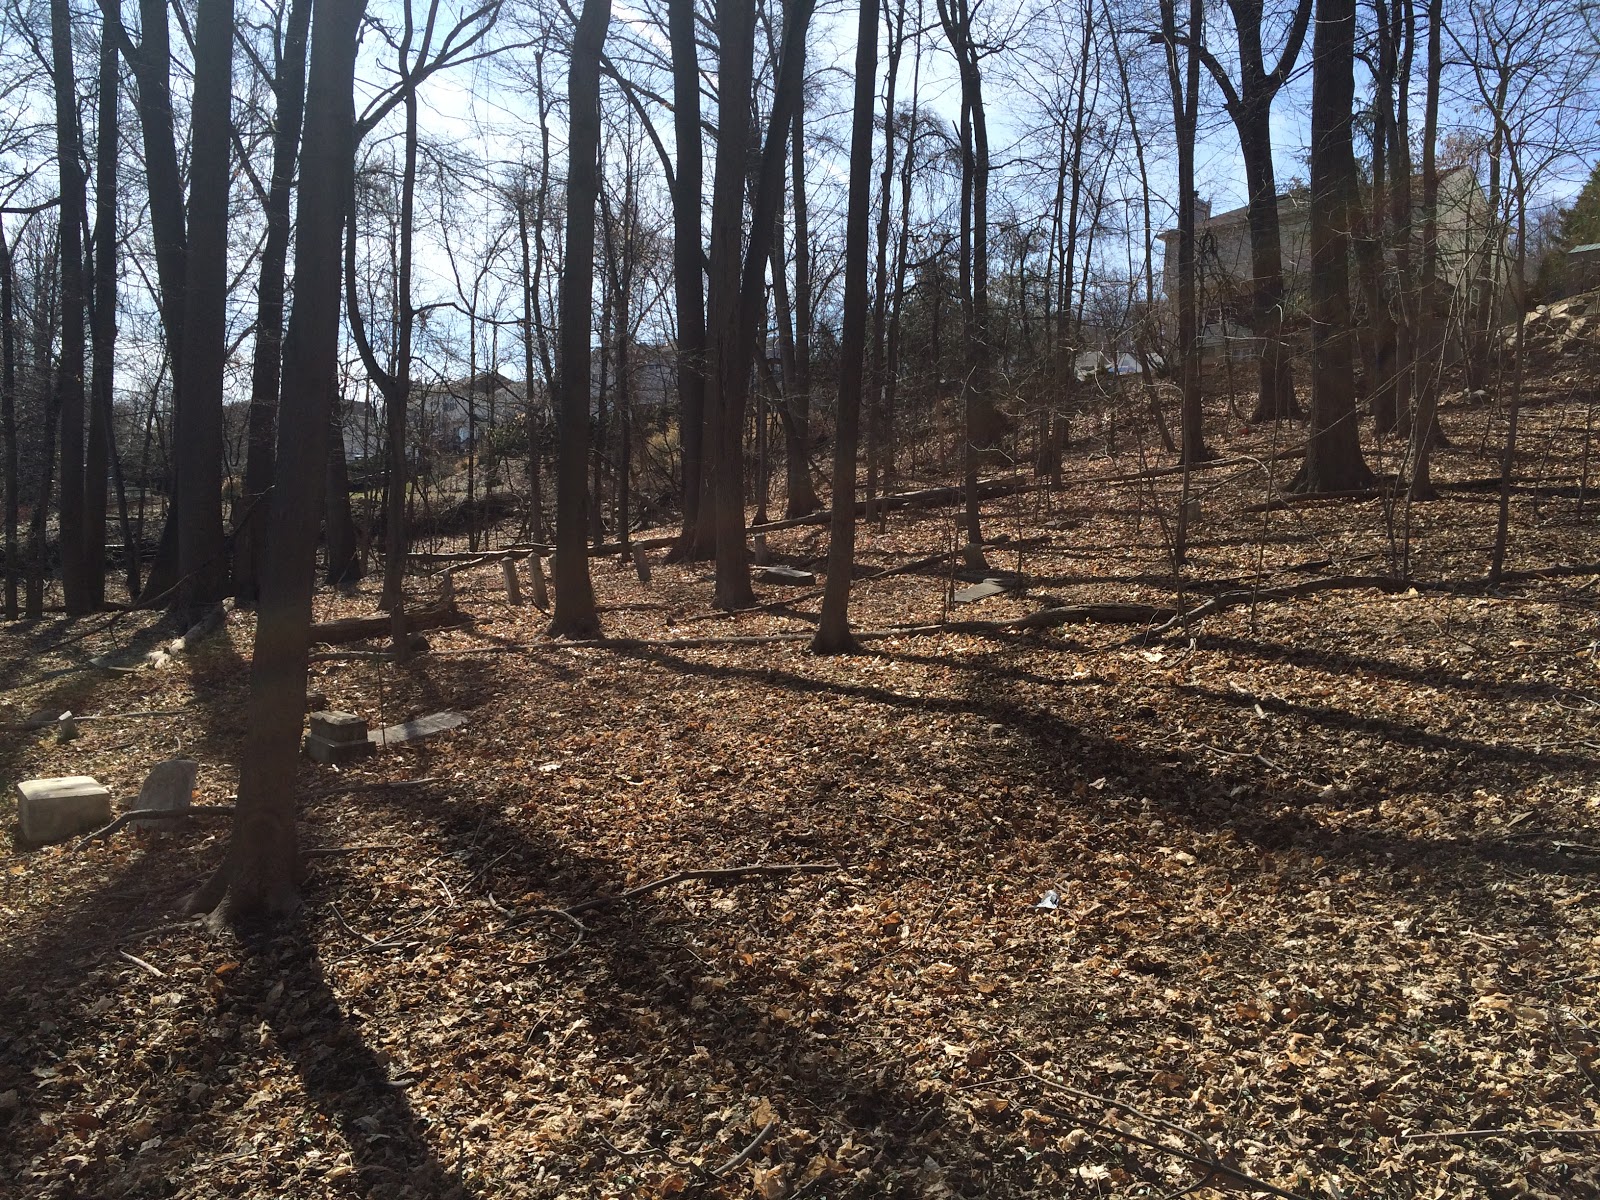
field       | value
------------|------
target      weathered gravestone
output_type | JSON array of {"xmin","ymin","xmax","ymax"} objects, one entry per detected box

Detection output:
[
  {"xmin": 755, "ymin": 565, "xmax": 815, "ymax": 585},
  {"xmin": 304, "ymin": 711, "xmax": 377, "ymax": 765},
  {"xmin": 369, "ymin": 711, "xmax": 467, "ymax": 748},
  {"xmin": 132, "ymin": 759, "xmax": 199, "ymax": 829},
  {"xmin": 15, "ymin": 776, "xmax": 112, "ymax": 845}
]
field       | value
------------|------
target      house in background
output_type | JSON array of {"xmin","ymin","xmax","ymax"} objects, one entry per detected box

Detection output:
[{"xmin": 1158, "ymin": 166, "xmax": 1511, "ymax": 363}]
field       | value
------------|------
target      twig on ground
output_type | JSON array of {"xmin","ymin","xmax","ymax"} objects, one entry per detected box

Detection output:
[
  {"xmin": 561, "ymin": 862, "xmax": 834, "ymax": 917},
  {"xmin": 117, "ymin": 950, "xmax": 167, "ymax": 978},
  {"xmin": 715, "ymin": 1119, "xmax": 780, "ymax": 1176}
]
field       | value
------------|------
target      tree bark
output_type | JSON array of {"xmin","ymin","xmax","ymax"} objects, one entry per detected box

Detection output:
[
  {"xmin": 173, "ymin": 0, "xmax": 236, "ymax": 616},
  {"xmin": 813, "ymin": 0, "xmax": 879, "ymax": 653},
  {"xmin": 1407, "ymin": 0, "xmax": 1444, "ymax": 499},
  {"xmin": 50, "ymin": 0, "xmax": 91, "ymax": 613},
  {"xmin": 548, "ymin": 0, "xmax": 609, "ymax": 637},
  {"xmin": 0, "ymin": 221, "xmax": 16, "ymax": 618},
  {"xmin": 1291, "ymin": 0, "xmax": 1374, "ymax": 493},
  {"xmin": 188, "ymin": 0, "xmax": 368, "ymax": 925},
  {"xmin": 86, "ymin": 28, "xmax": 118, "ymax": 609},
  {"xmin": 668, "ymin": 0, "xmax": 710, "ymax": 557},
  {"xmin": 235, "ymin": 0, "xmax": 313, "ymax": 605},
  {"xmin": 778, "ymin": 82, "xmax": 821, "ymax": 519}
]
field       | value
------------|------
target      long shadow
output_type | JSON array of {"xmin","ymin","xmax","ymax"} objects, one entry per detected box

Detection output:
[
  {"xmin": 352, "ymin": 779, "xmax": 1040, "ymax": 1195},
  {"xmin": 1186, "ymin": 632, "xmax": 1599, "ymax": 706},
  {"xmin": 603, "ymin": 643, "xmax": 1600, "ymax": 883},
  {"xmin": 1176, "ymin": 681, "xmax": 1600, "ymax": 773}
]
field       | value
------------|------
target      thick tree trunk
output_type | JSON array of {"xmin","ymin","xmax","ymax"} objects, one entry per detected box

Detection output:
[
  {"xmin": 814, "ymin": 0, "xmax": 879, "ymax": 653},
  {"xmin": 188, "ymin": 0, "xmax": 368, "ymax": 925},
  {"xmin": 710, "ymin": 0, "xmax": 814, "ymax": 610},
  {"xmin": 1292, "ymin": 0, "xmax": 1374, "ymax": 493},
  {"xmin": 51, "ymin": 0, "xmax": 91, "ymax": 613},
  {"xmin": 173, "ymin": 0, "xmax": 236, "ymax": 616},
  {"xmin": 1237, "ymin": 102, "xmax": 1300, "ymax": 423},
  {"xmin": 548, "ymin": 0, "xmax": 608, "ymax": 637},
  {"xmin": 668, "ymin": 0, "xmax": 709, "ymax": 558},
  {"xmin": 235, "ymin": 0, "xmax": 313, "ymax": 605}
]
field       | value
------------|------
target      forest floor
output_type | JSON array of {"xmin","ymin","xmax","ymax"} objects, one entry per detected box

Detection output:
[{"xmin": 3, "ymin": 384, "xmax": 1600, "ymax": 1200}]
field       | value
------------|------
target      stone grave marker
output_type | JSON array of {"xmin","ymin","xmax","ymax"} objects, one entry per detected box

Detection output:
[
  {"xmin": 502, "ymin": 559, "xmax": 524, "ymax": 605},
  {"xmin": 132, "ymin": 759, "xmax": 199, "ymax": 829},
  {"xmin": 755, "ymin": 565, "xmax": 815, "ymax": 585},
  {"xmin": 305, "ymin": 711, "xmax": 377, "ymax": 765},
  {"xmin": 16, "ymin": 776, "xmax": 112, "ymax": 845}
]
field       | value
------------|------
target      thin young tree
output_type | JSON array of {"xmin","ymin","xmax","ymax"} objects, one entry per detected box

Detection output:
[
  {"xmin": 188, "ymin": 0, "xmax": 368, "ymax": 923},
  {"xmin": 814, "ymin": 0, "xmax": 880, "ymax": 653}
]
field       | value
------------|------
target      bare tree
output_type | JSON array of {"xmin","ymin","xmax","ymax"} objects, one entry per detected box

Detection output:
[
  {"xmin": 548, "ymin": 0, "xmax": 609, "ymax": 637},
  {"xmin": 814, "ymin": 0, "xmax": 880, "ymax": 652},
  {"xmin": 1293, "ymin": 0, "xmax": 1374, "ymax": 491},
  {"xmin": 188, "ymin": 0, "xmax": 368, "ymax": 923}
]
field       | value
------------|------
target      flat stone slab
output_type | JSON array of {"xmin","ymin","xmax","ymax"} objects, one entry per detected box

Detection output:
[
  {"xmin": 132, "ymin": 759, "xmax": 198, "ymax": 830},
  {"xmin": 952, "ymin": 578, "xmax": 1016, "ymax": 604},
  {"xmin": 369, "ymin": 711, "xmax": 467, "ymax": 747},
  {"xmin": 308, "ymin": 711, "xmax": 371, "ymax": 744},
  {"xmin": 755, "ymin": 566, "xmax": 816, "ymax": 585},
  {"xmin": 16, "ymin": 776, "xmax": 112, "ymax": 845}
]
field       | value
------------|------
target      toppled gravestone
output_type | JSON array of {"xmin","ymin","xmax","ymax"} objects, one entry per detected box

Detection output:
[
  {"xmin": 304, "ymin": 711, "xmax": 377, "ymax": 765},
  {"xmin": 369, "ymin": 711, "xmax": 466, "ymax": 748},
  {"xmin": 15, "ymin": 777, "xmax": 112, "ymax": 845},
  {"xmin": 132, "ymin": 759, "xmax": 199, "ymax": 830}
]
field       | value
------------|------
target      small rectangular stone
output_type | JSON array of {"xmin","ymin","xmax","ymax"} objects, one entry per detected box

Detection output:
[
  {"xmin": 369, "ymin": 711, "xmax": 466, "ymax": 747},
  {"xmin": 304, "ymin": 734, "xmax": 377, "ymax": 765},
  {"xmin": 308, "ymin": 711, "xmax": 370, "ymax": 744},
  {"xmin": 16, "ymin": 777, "xmax": 112, "ymax": 845},
  {"xmin": 755, "ymin": 566, "xmax": 815, "ymax": 585}
]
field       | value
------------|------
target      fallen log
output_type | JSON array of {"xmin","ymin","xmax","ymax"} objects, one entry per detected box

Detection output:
[{"xmin": 310, "ymin": 601, "xmax": 469, "ymax": 645}]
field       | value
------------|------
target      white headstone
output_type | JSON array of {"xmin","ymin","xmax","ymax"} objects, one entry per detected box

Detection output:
[{"xmin": 132, "ymin": 759, "xmax": 199, "ymax": 829}]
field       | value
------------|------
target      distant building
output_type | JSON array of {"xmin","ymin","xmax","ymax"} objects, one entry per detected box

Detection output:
[
  {"xmin": 1158, "ymin": 166, "xmax": 1511, "ymax": 356},
  {"xmin": 1568, "ymin": 243, "xmax": 1600, "ymax": 296}
]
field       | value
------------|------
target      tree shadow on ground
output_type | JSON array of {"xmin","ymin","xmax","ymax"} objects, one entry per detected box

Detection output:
[
  {"xmin": 351, "ymin": 780, "xmax": 1044, "ymax": 1196},
  {"xmin": 603, "ymin": 643, "xmax": 1600, "ymax": 887}
]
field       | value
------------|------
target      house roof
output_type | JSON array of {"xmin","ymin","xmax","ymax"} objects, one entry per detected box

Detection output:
[
  {"xmin": 1160, "ymin": 165, "xmax": 1473, "ymax": 240},
  {"xmin": 1571, "ymin": 243, "xmax": 1600, "ymax": 255}
]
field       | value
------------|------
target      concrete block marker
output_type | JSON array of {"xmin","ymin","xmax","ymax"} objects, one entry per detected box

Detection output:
[
  {"xmin": 370, "ymin": 711, "xmax": 466, "ymax": 748},
  {"xmin": 16, "ymin": 777, "xmax": 112, "ymax": 845},
  {"xmin": 305, "ymin": 711, "xmax": 377, "ymax": 765}
]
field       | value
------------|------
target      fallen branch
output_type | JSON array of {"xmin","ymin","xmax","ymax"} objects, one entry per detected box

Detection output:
[
  {"xmin": 310, "ymin": 601, "xmax": 469, "ymax": 645},
  {"xmin": 1399, "ymin": 1126, "xmax": 1600, "ymax": 1143},
  {"xmin": 76, "ymin": 804, "xmax": 237, "ymax": 850}
]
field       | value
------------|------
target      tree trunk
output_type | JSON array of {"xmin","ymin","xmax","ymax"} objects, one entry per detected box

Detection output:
[
  {"xmin": 86, "ymin": 29, "xmax": 119, "ymax": 609},
  {"xmin": 1292, "ymin": 0, "xmax": 1374, "ymax": 493},
  {"xmin": 1407, "ymin": 0, "xmax": 1444, "ymax": 499},
  {"xmin": 0, "ymin": 221, "xmax": 16, "ymax": 618},
  {"xmin": 1237, "ymin": 101, "xmax": 1300, "ymax": 422},
  {"xmin": 188, "ymin": 0, "xmax": 368, "ymax": 925},
  {"xmin": 813, "ymin": 0, "xmax": 879, "ymax": 653},
  {"xmin": 324, "ymin": 388, "xmax": 362, "ymax": 585},
  {"xmin": 548, "ymin": 0, "xmax": 608, "ymax": 637},
  {"xmin": 668, "ymin": 0, "xmax": 709, "ymax": 557},
  {"xmin": 173, "ymin": 0, "xmax": 236, "ymax": 617},
  {"xmin": 710, "ymin": 0, "xmax": 815, "ymax": 610},
  {"xmin": 235, "ymin": 0, "xmax": 313, "ymax": 605},
  {"xmin": 51, "ymin": 0, "xmax": 91, "ymax": 613},
  {"xmin": 784, "ymin": 92, "xmax": 820, "ymax": 517}
]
